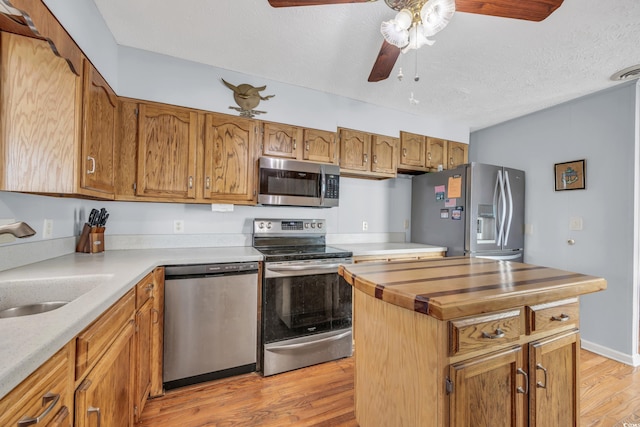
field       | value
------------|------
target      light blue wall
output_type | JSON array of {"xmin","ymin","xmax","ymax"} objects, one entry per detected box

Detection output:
[{"xmin": 470, "ymin": 81, "xmax": 638, "ymax": 358}]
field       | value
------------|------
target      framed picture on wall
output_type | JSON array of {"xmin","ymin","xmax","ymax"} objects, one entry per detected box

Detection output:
[{"xmin": 554, "ymin": 159, "xmax": 586, "ymax": 191}]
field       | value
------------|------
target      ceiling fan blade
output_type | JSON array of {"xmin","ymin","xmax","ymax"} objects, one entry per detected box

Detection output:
[
  {"xmin": 455, "ymin": 0, "xmax": 564, "ymax": 22},
  {"xmin": 368, "ymin": 41, "xmax": 401, "ymax": 83},
  {"xmin": 268, "ymin": 0, "xmax": 374, "ymax": 7}
]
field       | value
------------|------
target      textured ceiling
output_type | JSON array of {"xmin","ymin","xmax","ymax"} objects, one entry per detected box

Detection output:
[{"xmin": 93, "ymin": 0, "xmax": 640, "ymax": 130}]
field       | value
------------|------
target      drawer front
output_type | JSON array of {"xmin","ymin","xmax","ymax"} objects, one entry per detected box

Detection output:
[
  {"xmin": 0, "ymin": 343, "xmax": 73, "ymax": 427},
  {"xmin": 449, "ymin": 309, "xmax": 522, "ymax": 356},
  {"xmin": 136, "ymin": 271, "xmax": 155, "ymax": 309},
  {"xmin": 526, "ymin": 298, "xmax": 579, "ymax": 334},
  {"xmin": 76, "ymin": 289, "xmax": 135, "ymax": 380}
]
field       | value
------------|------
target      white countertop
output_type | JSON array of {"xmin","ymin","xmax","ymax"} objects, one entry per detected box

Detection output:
[
  {"xmin": 333, "ymin": 242, "xmax": 447, "ymax": 257},
  {"xmin": 0, "ymin": 247, "xmax": 262, "ymax": 399}
]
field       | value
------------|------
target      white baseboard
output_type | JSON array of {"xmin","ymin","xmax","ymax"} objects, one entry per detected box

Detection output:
[{"xmin": 581, "ymin": 339, "xmax": 640, "ymax": 367}]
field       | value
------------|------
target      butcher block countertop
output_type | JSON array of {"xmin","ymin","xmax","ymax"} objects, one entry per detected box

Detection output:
[{"xmin": 339, "ymin": 256, "xmax": 607, "ymax": 321}]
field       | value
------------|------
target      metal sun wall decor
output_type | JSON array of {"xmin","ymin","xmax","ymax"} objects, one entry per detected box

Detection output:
[
  {"xmin": 554, "ymin": 159, "xmax": 586, "ymax": 191},
  {"xmin": 221, "ymin": 79, "xmax": 275, "ymax": 118}
]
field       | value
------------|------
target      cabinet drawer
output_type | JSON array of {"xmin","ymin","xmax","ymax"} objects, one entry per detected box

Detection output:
[
  {"xmin": 76, "ymin": 289, "xmax": 135, "ymax": 380},
  {"xmin": 526, "ymin": 298, "xmax": 579, "ymax": 334},
  {"xmin": 449, "ymin": 309, "xmax": 522, "ymax": 356},
  {"xmin": 0, "ymin": 343, "xmax": 73, "ymax": 427},
  {"xmin": 136, "ymin": 271, "xmax": 155, "ymax": 309}
]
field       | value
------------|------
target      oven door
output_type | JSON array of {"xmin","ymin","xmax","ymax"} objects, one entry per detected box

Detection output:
[{"xmin": 262, "ymin": 258, "xmax": 353, "ymax": 375}]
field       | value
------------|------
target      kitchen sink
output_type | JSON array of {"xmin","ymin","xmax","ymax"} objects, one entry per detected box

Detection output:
[
  {"xmin": 0, "ymin": 274, "xmax": 112, "ymax": 316},
  {"xmin": 0, "ymin": 301, "xmax": 69, "ymax": 318}
]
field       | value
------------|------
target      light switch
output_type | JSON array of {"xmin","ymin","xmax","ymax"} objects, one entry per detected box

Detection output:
[{"xmin": 569, "ymin": 217, "xmax": 583, "ymax": 231}]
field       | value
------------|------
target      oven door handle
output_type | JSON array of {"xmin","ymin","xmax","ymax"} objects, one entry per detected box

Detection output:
[
  {"xmin": 266, "ymin": 263, "xmax": 344, "ymax": 272},
  {"xmin": 267, "ymin": 330, "xmax": 352, "ymax": 352}
]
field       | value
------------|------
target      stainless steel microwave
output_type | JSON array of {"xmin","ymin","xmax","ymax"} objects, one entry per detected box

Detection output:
[{"xmin": 258, "ymin": 157, "xmax": 340, "ymax": 208}]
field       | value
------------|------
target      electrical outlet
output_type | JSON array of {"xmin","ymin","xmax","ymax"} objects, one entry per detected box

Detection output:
[
  {"xmin": 173, "ymin": 220, "xmax": 185, "ymax": 233},
  {"xmin": 43, "ymin": 219, "xmax": 53, "ymax": 239},
  {"xmin": 362, "ymin": 221, "xmax": 368, "ymax": 231},
  {"xmin": 569, "ymin": 217, "xmax": 583, "ymax": 231},
  {"xmin": 404, "ymin": 219, "xmax": 410, "ymax": 230},
  {"xmin": 524, "ymin": 224, "xmax": 533, "ymax": 235}
]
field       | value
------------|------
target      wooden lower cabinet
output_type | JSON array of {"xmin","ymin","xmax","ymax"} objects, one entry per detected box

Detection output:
[
  {"xmin": 449, "ymin": 346, "xmax": 525, "ymax": 427},
  {"xmin": 135, "ymin": 298, "xmax": 153, "ymax": 421},
  {"xmin": 75, "ymin": 320, "xmax": 135, "ymax": 427}
]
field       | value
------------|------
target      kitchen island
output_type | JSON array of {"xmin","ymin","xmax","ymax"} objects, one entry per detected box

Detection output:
[{"xmin": 339, "ymin": 256, "xmax": 606, "ymax": 427}]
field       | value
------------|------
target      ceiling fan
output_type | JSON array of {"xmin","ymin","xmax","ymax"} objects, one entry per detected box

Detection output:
[{"xmin": 268, "ymin": 0, "xmax": 564, "ymax": 82}]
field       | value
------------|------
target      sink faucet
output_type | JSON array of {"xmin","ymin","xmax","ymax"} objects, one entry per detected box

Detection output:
[{"xmin": 0, "ymin": 222, "xmax": 36, "ymax": 238}]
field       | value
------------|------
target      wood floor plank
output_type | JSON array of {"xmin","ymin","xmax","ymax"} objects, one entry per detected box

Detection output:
[{"xmin": 138, "ymin": 350, "xmax": 640, "ymax": 426}]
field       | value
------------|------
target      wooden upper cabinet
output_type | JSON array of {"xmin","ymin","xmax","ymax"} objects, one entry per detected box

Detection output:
[
  {"xmin": 261, "ymin": 122, "xmax": 302, "ymax": 159},
  {"xmin": 203, "ymin": 113, "xmax": 258, "ymax": 203},
  {"xmin": 80, "ymin": 59, "xmax": 116, "ymax": 197},
  {"xmin": 338, "ymin": 128, "xmax": 371, "ymax": 173},
  {"xmin": 0, "ymin": 32, "xmax": 81, "ymax": 194},
  {"xmin": 136, "ymin": 103, "xmax": 198, "ymax": 199},
  {"xmin": 448, "ymin": 141, "xmax": 469, "ymax": 169},
  {"xmin": 426, "ymin": 137, "xmax": 447, "ymax": 171},
  {"xmin": 398, "ymin": 131, "xmax": 427, "ymax": 172},
  {"xmin": 302, "ymin": 128, "xmax": 336, "ymax": 164},
  {"xmin": 371, "ymin": 134, "xmax": 397, "ymax": 177}
]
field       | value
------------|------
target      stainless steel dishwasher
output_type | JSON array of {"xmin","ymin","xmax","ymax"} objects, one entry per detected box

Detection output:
[{"xmin": 163, "ymin": 261, "xmax": 259, "ymax": 390}]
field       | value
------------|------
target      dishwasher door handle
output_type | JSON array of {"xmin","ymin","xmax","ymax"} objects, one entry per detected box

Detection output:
[{"xmin": 267, "ymin": 330, "xmax": 352, "ymax": 352}]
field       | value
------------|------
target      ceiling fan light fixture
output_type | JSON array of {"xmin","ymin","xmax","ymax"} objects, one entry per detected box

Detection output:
[
  {"xmin": 381, "ymin": 9, "xmax": 413, "ymax": 47},
  {"xmin": 401, "ymin": 23, "xmax": 435, "ymax": 53},
  {"xmin": 420, "ymin": 0, "xmax": 456, "ymax": 37}
]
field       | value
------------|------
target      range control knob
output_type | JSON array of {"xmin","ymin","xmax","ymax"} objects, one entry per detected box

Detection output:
[
  {"xmin": 304, "ymin": 223, "xmax": 309, "ymax": 229},
  {"xmin": 266, "ymin": 222, "xmax": 272, "ymax": 229},
  {"xmin": 317, "ymin": 223, "xmax": 323, "ymax": 229},
  {"xmin": 311, "ymin": 223, "xmax": 316, "ymax": 228},
  {"xmin": 258, "ymin": 222, "xmax": 265, "ymax": 229}
]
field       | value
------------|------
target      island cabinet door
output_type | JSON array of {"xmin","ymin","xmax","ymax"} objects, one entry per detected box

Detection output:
[
  {"xmin": 449, "ymin": 345, "xmax": 526, "ymax": 427},
  {"xmin": 528, "ymin": 330, "xmax": 579, "ymax": 427}
]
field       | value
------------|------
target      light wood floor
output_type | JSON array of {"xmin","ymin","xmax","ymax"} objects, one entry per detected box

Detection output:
[{"xmin": 139, "ymin": 350, "xmax": 639, "ymax": 427}]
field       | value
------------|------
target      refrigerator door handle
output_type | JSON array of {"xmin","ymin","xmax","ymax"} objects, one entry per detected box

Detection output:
[
  {"xmin": 493, "ymin": 171, "xmax": 502, "ymax": 246},
  {"xmin": 496, "ymin": 170, "xmax": 506, "ymax": 246},
  {"xmin": 504, "ymin": 170, "xmax": 514, "ymax": 246}
]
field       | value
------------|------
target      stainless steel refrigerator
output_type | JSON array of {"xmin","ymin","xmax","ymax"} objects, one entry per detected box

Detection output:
[{"xmin": 411, "ymin": 162, "xmax": 525, "ymax": 261}]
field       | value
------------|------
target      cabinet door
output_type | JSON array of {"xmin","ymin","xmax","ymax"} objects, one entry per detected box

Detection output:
[
  {"xmin": 150, "ymin": 267, "xmax": 165, "ymax": 397},
  {"xmin": 448, "ymin": 141, "xmax": 468, "ymax": 169},
  {"xmin": 371, "ymin": 134, "xmax": 397, "ymax": 176},
  {"xmin": 426, "ymin": 137, "xmax": 447, "ymax": 171},
  {"xmin": 261, "ymin": 122, "xmax": 302, "ymax": 159},
  {"xmin": 75, "ymin": 321, "xmax": 135, "ymax": 427},
  {"xmin": 134, "ymin": 298, "xmax": 153, "ymax": 422},
  {"xmin": 137, "ymin": 103, "xmax": 198, "ymax": 199},
  {"xmin": 529, "ymin": 330, "xmax": 579, "ymax": 427},
  {"xmin": 0, "ymin": 33, "xmax": 79, "ymax": 194},
  {"xmin": 398, "ymin": 132, "xmax": 427, "ymax": 170},
  {"xmin": 81, "ymin": 59, "xmax": 116, "ymax": 197},
  {"xmin": 302, "ymin": 128, "xmax": 336, "ymax": 164},
  {"xmin": 449, "ymin": 346, "xmax": 526, "ymax": 427},
  {"xmin": 203, "ymin": 113, "xmax": 258, "ymax": 202},
  {"xmin": 339, "ymin": 128, "xmax": 371, "ymax": 172}
]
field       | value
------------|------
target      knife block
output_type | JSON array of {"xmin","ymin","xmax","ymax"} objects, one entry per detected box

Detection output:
[{"xmin": 76, "ymin": 224, "xmax": 105, "ymax": 254}]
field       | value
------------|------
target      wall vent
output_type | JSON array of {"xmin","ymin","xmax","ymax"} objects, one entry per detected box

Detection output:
[{"xmin": 610, "ymin": 65, "xmax": 640, "ymax": 81}]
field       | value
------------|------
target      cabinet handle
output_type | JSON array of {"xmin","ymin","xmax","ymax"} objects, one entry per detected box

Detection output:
[
  {"xmin": 481, "ymin": 328, "xmax": 505, "ymax": 339},
  {"xmin": 373, "ymin": 155, "xmax": 378, "ymax": 164},
  {"xmin": 146, "ymin": 283, "xmax": 154, "ymax": 294},
  {"xmin": 516, "ymin": 368, "xmax": 529, "ymax": 394},
  {"xmin": 402, "ymin": 148, "xmax": 407, "ymax": 157},
  {"xmin": 188, "ymin": 176, "xmax": 194, "ymax": 189},
  {"xmin": 305, "ymin": 142, "xmax": 309, "ymax": 151},
  {"xmin": 87, "ymin": 407, "xmax": 101, "ymax": 427},
  {"xmin": 551, "ymin": 313, "xmax": 570, "ymax": 322},
  {"xmin": 363, "ymin": 153, "xmax": 368, "ymax": 164},
  {"xmin": 450, "ymin": 156, "xmax": 454, "ymax": 165},
  {"xmin": 205, "ymin": 177, "xmax": 211, "ymax": 190},
  {"xmin": 428, "ymin": 152, "xmax": 432, "ymax": 161},
  {"xmin": 536, "ymin": 363, "xmax": 548, "ymax": 389},
  {"xmin": 152, "ymin": 308, "xmax": 160, "ymax": 324},
  {"xmin": 87, "ymin": 156, "xmax": 96, "ymax": 174},
  {"xmin": 17, "ymin": 392, "xmax": 60, "ymax": 426},
  {"xmin": 293, "ymin": 139, "xmax": 297, "ymax": 150}
]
